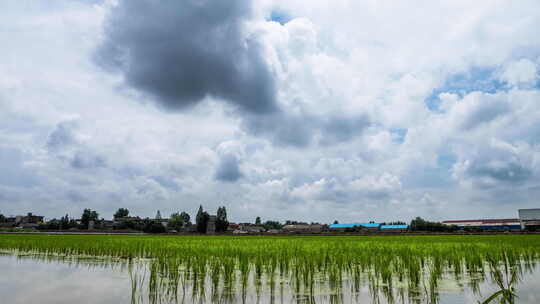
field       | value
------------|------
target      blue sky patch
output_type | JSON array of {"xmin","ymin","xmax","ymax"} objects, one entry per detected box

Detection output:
[
  {"xmin": 390, "ymin": 128, "xmax": 408, "ymax": 144},
  {"xmin": 437, "ymin": 154, "xmax": 457, "ymax": 169},
  {"xmin": 425, "ymin": 67, "xmax": 505, "ymax": 112},
  {"xmin": 270, "ymin": 10, "xmax": 292, "ymax": 25}
]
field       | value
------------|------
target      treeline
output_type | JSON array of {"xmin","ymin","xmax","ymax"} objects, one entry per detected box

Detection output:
[
  {"xmin": 35, "ymin": 205, "xmax": 229, "ymax": 234},
  {"xmin": 1, "ymin": 209, "xmax": 467, "ymax": 234},
  {"xmin": 38, "ymin": 209, "xmax": 105, "ymax": 231},
  {"xmin": 194, "ymin": 205, "xmax": 229, "ymax": 233},
  {"xmin": 409, "ymin": 217, "xmax": 458, "ymax": 232},
  {"xmin": 256, "ymin": 218, "xmax": 325, "ymax": 230}
]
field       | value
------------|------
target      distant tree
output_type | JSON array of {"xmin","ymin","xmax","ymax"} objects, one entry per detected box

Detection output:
[
  {"xmin": 155, "ymin": 210, "xmax": 162, "ymax": 220},
  {"xmin": 179, "ymin": 211, "xmax": 191, "ymax": 225},
  {"xmin": 60, "ymin": 214, "xmax": 70, "ymax": 230},
  {"xmin": 285, "ymin": 220, "xmax": 308, "ymax": 225},
  {"xmin": 169, "ymin": 212, "xmax": 184, "ymax": 231},
  {"xmin": 333, "ymin": 220, "xmax": 339, "ymax": 224},
  {"xmin": 117, "ymin": 217, "xmax": 144, "ymax": 231},
  {"xmin": 344, "ymin": 226, "xmax": 356, "ymax": 232},
  {"xmin": 464, "ymin": 226, "xmax": 483, "ymax": 233},
  {"xmin": 114, "ymin": 208, "xmax": 129, "ymax": 219},
  {"xmin": 386, "ymin": 221, "xmax": 406, "ymax": 225},
  {"xmin": 49, "ymin": 219, "xmax": 61, "ymax": 230},
  {"xmin": 37, "ymin": 219, "xmax": 60, "ymax": 230},
  {"xmin": 255, "ymin": 216, "xmax": 261, "ymax": 225},
  {"xmin": 143, "ymin": 219, "xmax": 166, "ymax": 233},
  {"xmin": 81, "ymin": 209, "xmax": 99, "ymax": 229},
  {"xmin": 196, "ymin": 205, "xmax": 209, "ymax": 233},
  {"xmin": 410, "ymin": 217, "xmax": 457, "ymax": 232},
  {"xmin": 216, "ymin": 206, "xmax": 229, "ymax": 232},
  {"xmin": 196, "ymin": 205, "xmax": 204, "ymax": 231},
  {"xmin": 68, "ymin": 219, "xmax": 78, "ymax": 229},
  {"xmin": 410, "ymin": 217, "xmax": 426, "ymax": 231},
  {"xmin": 0, "ymin": 212, "xmax": 5, "ymax": 223},
  {"xmin": 525, "ymin": 225, "xmax": 540, "ymax": 232},
  {"xmin": 263, "ymin": 220, "xmax": 283, "ymax": 230}
]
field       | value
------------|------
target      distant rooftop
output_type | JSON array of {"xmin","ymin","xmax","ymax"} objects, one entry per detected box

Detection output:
[
  {"xmin": 442, "ymin": 218, "xmax": 519, "ymax": 224},
  {"xmin": 380, "ymin": 225, "xmax": 408, "ymax": 229},
  {"xmin": 329, "ymin": 223, "xmax": 381, "ymax": 229}
]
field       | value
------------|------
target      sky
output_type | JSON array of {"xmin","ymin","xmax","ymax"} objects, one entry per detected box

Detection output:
[{"xmin": 1, "ymin": 0, "xmax": 540, "ymax": 223}]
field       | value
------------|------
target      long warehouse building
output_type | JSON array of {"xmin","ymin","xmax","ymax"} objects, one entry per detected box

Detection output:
[{"xmin": 442, "ymin": 218, "xmax": 521, "ymax": 230}]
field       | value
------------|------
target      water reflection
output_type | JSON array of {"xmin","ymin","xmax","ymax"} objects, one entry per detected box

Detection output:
[
  {"xmin": 1, "ymin": 253, "xmax": 539, "ymax": 304},
  {"xmin": 0, "ymin": 254, "xmax": 130, "ymax": 304}
]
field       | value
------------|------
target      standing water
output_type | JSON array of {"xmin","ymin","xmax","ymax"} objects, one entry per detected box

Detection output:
[
  {"xmin": 1, "ymin": 235, "xmax": 540, "ymax": 303},
  {"xmin": 1, "ymin": 252, "xmax": 540, "ymax": 304}
]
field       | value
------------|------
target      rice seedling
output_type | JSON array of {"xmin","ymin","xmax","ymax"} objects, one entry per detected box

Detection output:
[
  {"xmin": 0, "ymin": 234, "xmax": 539, "ymax": 303},
  {"xmin": 479, "ymin": 250, "xmax": 521, "ymax": 304}
]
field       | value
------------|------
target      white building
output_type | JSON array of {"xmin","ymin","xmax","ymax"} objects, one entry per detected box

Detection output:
[
  {"xmin": 442, "ymin": 218, "xmax": 521, "ymax": 230},
  {"xmin": 518, "ymin": 209, "xmax": 540, "ymax": 230}
]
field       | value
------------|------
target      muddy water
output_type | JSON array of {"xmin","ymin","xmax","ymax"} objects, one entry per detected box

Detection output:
[{"xmin": 1, "ymin": 255, "xmax": 539, "ymax": 304}]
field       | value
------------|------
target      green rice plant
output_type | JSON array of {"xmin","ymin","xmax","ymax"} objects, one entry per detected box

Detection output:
[
  {"xmin": 1, "ymin": 234, "xmax": 539, "ymax": 303},
  {"xmin": 479, "ymin": 250, "xmax": 521, "ymax": 304}
]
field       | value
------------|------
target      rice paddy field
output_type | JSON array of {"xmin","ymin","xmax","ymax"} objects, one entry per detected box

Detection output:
[{"xmin": 1, "ymin": 234, "xmax": 540, "ymax": 304}]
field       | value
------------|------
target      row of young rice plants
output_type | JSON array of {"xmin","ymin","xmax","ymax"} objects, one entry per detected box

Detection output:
[{"xmin": 1, "ymin": 234, "xmax": 539, "ymax": 303}]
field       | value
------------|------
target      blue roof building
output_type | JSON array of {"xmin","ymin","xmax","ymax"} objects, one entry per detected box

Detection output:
[
  {"xmin": 380, "ymin": 224, "xmax": 409, "ymax": 230},
  {"xmin": 329, "ymin": 223, "xmax": 381, "ymax": 229},
  {"xmin": 329, "ymin": 224, "xmax": 356, "ymax": 229},
  {"xmin": 362, "ymin": 223, "xmax": 382, "ymax": 228}
]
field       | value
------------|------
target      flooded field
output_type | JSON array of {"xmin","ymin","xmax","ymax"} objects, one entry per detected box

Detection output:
[{"xmin": 1, "ymin": 235, "xmax": 539, "ymax": 303}]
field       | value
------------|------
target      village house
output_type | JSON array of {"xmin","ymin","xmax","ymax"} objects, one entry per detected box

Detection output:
[
  {"xmin": 329, "ymin": 223, "xmax": 381, "ymax": 232},
  {"xmin": 112, "ymin": 216, "xmax": 142, "ymax": 229},
  {"xmin": 380, "ymin": 224, "xmax": 409, "ymax": 232},
  {"xmin": 2, "ymin": 213, "xmax": 45, "ymax": 229},
  {"xmin": 282, "ymin": 224, "xmax": 323, "ymax": 234},
  {"xmin": 0, "ymin": 217, "xmax": 17, "ymax": 228},
  {"xmin": 99, "ymin": 220, "xmax": 115, "ymax": 230},
  {"xmin": 227, "ymin": 223, "xmax": 240, "ymax": 232},
  {"xmin": 239, "ymin": 223, "xmax": 265, "ymax": 233},
  {"xmin": 206, "ymin": 215, "xmax": 217, "ymax": 234}
]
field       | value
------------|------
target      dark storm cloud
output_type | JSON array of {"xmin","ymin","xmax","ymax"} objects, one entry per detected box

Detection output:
[
  {"xmin": 95, "ymin": 1, "xmax": 373, "ymax": 147},
  {"xmin": 96, "ymin": 0, "xmax": 277, "ymax": 114},
  {"xmin": 215, "ymin": 154, "xmax": 243, "ymax": 182}
]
